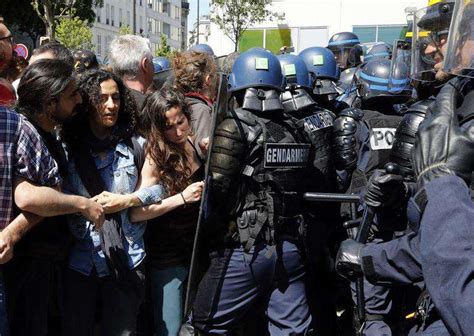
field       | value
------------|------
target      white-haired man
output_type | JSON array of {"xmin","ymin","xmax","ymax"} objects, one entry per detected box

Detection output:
[{"xmin": 108, "ymin": 34, "xmax": 155, "ymax": 110}]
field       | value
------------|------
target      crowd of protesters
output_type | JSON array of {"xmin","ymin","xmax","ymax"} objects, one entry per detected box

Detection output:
[{"xmin": 0, "ymin": 17, "xmax": 213, "ymax": 336}]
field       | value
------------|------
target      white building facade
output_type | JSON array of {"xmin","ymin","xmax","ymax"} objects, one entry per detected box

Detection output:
[
  {"xmin": 207, "ymin": 0, "xmax": 427, "ymax": 56},
  {"xmin": 91, "ymin": 0, "xmax": 189, "ymax": 61},
  {"xmin": 189, "ymin": 15, "xmax": 211, "ymax": 46}
]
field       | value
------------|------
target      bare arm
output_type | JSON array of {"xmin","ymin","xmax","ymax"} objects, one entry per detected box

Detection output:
[
  {"xmin": 0, "ymin": 212, "xmax": 43, "ymax": 264},
  {"xmin": 129, "ymin": 155, "xmax": 203, "ymax": 222},
  {"xmin": 14, "ymin": 176, "xmax": 104, "ymax": 227}
]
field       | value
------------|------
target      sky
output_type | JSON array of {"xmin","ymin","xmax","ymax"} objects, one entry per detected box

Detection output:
[{"xmin": 188, "ymin": 0, "xmax": 210, "ymax": 31}]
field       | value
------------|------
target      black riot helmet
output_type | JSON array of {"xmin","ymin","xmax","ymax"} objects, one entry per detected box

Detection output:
[
  {"xmin": 327, "ymin": 32, "xmax": 360, "ymax": 70},
  {"xmin": 351, "ymin": 58, "xmax": 412, "ymax": 111},
  {"xmin": 348, "ymin": 42, "xmax": 393, "ymax": 68}
]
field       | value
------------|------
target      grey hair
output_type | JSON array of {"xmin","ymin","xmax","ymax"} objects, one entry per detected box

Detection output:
[{"xmin": 108, "ymin": 34, "xmax": 153, "ymax": 79}]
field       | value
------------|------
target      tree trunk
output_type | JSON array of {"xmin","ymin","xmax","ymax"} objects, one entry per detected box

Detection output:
[{"xmin": 43, "ymin": 0, "xmax": 56, "ymax": 40}]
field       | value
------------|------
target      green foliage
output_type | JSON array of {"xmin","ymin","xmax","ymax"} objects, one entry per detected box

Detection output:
[
  {"xmin": 211, "ymin": 0, "xmax": 284, "ymax": 51},
  {"xmin": 155, "ymin": 34, "xmax": 172, "ymax": 57},
  {"xmin": 55, "ymin": 14, "xmax": 93, "ymax": 50},
  {"xmin": 119, "ymin": 24, "xmax": 133, "ymax": 35}
]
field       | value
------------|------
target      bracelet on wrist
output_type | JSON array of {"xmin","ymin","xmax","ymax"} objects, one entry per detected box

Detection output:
[{"xmin": 180, "ymin": 192, "xmax": 187, "ymax": 207}]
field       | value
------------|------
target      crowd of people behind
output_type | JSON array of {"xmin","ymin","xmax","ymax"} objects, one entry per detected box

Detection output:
[{"xmin": 0, "ymin": 18, "xmax": 219, "ymax": 336}]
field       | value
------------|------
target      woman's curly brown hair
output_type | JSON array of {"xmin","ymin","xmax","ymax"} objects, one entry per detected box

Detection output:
[
  {"xmin": 172, "ymin": 50, "xmax": 217, "ymax": 94},
  {"xmin": 141, "ymin": 88, "xmax": 192, "ymax": 195},
  {"xmin": 62, "ymin": 69, "xmax": 138, "ymax": 153}
]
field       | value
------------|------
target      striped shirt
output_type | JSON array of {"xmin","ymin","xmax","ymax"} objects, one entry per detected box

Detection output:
[{"xmin": 0, "ymin": 106, "xmax": 61, "ymax": 228}]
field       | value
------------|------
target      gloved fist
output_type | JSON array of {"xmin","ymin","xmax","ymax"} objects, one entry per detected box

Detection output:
[
  {"xmin": 413, "ymin": 77, "xmax": 474, "ymax": 187},
  {"xmin": 364, "ymin": 169, "xmax": 406, "ymax": 208},
  {"xmin": 335, "ymin": 239, "xmax": 364, "ymax": 281}
]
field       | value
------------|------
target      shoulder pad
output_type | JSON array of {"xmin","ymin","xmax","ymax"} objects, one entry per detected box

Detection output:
[
  {"xmin": 405, "ymin": 98, "xmax": 436, "ymax": 116},
  {"xmin": 338, "ymin": 107, "xmax": 365, "ymax": 120}
]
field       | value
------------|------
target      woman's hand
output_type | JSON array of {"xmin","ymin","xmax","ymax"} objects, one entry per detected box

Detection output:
[
  {"xmin": 181, "ymin": 181, "xmax": 204, "ymax": 204},
  {"xmin": 199, "ymin": 137, "xmax": 210, "ymax": 156},
  {"xmin": 92, "ymin": 191, "xmax": 134, "ymax": 214}
]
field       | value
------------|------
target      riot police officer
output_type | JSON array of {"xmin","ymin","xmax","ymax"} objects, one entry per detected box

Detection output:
[
  {"xmin": 336, "ymin": 1, "xmax": 460, "ymax": 334},
  {"xmin": 327, "ymin": 32, "xmax": 361, "ymax": 71},
  {"xmin": 190, "ymin": 48, "xmax": 312, "ymax": 335},
  {"xmin": 277, "ymin": 53, "xmax": 339, "ymax": 334},
  {"xmin": 298, "ymin": 46, "xmax": 341, "ymax": 112},
  {"xmin": 332, "ymin": 56, "xmax": 412, "ymax": 335}
]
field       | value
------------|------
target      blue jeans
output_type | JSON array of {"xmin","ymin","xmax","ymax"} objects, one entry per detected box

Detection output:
[{"xmin": 149, "ymin": 265, "xmax": 188, "ymax": 336}]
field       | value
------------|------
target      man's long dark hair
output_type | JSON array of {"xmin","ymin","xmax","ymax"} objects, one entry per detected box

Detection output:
[
  {"xmin": 62, "ymin": 69, "xmax": 138, "ymax": 154},
  {"xmin": 15, "ymin": 59, "xmax": 73, "ymax": 119}
]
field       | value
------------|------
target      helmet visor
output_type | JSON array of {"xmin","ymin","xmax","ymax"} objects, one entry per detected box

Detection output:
[
  {"xmin": 328, "ymin": 46, "xmax": 352, "ymax": 69},
  {"xmin": 443, "ymin": 0, "xmax": 474, "ymax": 77},
  {"xmin": 411, "ymin": 6, "xmax": 449, "ymax": 82},
  {"xmin": 389, "ymin": 40, "xmax": 412, "ymax": 95}
]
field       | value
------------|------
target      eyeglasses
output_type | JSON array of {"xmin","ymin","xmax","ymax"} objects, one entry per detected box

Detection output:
[{"xmin": 0, "ymin": 35, "xmax": 13, "ymax": 44}]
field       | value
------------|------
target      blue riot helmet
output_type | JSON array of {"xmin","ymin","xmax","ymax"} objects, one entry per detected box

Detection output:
[
  {"xmin": 276, "ymin": 54, "xmax": 312, "ymax": 90},
  {"xmin": 228, "ymin": 48, "xmax": 285, "ymax": 92},
  {"xmin": 228, "ymin": 48, "xmax": 285, "ymax": 112},
  {"xmin": 299, "ymin": 47, "xmax": 340, "ymax": 81},
  {"xmin": 298, "ymin": 46, "xmax": 340, "ymax": 108},
  {"xmin": 153, "ymin": 56, "xmax": 171, "ymax": 71},
  {"xmin": 276, "ymin": 54, "xmax": 317, "ymax": 113},
  {"xmin": 327, "ymin": 32, "xmax": 360, "ymax": 70},
  {"xmin": 189, "ymin": 43, "xmax": 215, "ymax": 56},
  {"xmin": 354, "ymin": 58, "xmax": 412, "ymax": 110},
  {"xmin": 152, "ymin": 61, "xmax": 163, "ymax": 74}
]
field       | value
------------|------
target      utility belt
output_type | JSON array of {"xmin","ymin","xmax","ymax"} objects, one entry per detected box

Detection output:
[{"xmin": 235, "ymin": 211, "xmax": 305, "ymax": 252}]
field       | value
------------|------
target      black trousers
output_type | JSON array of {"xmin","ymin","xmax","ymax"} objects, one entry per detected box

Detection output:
[
  {"xmin": 61, "ymin": 266, "xmax": 145, "ymax": 336},
  {"xmin": 4, "ymin": 257, "xmax": 64, "ymax": 336}
]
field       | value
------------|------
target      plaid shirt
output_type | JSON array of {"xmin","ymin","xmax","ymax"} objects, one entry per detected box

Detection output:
[{"xmin": 0, "ymin": 106, "xmax": 61, "ymax": 229}]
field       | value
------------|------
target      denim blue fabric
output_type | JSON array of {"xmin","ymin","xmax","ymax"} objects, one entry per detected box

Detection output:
[
  {"xmin": 149, "ymin": 265, "xmax": 188, "ymax": 336},
  {"xmin": 65, "ymin": 136, "xmax": 164, "ymax": 277}
]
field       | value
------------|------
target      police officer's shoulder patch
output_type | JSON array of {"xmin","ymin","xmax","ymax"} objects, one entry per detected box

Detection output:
[
  {"xmin": 303, "ymin": 111, "xmax": 334, "ymax": 133},
  {"xmin": 264, "ymin": 143, "xmax": 311, "ymax": 168},
  {"xmin": 369, "ymin": 128, "xmax": 396, "ymax": 150}
]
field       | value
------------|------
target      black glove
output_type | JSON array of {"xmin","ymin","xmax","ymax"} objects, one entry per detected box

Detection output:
[
  {"xmin": 364, "ymin": 169, "xmax": 407, "ymax": 208},
  {"xmin": 335, "ymin": 239, "xmax": 364, "ymax": 281},
  {"xmin": 413, "ymin": 77, "xmax": 474, "ymax": 187}
]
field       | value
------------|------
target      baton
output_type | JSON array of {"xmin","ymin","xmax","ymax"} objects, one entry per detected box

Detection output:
[
  {"xmin": 303, "ymin": 192, "xmax": 360, "ymax": 203},
  {"xmin": 354, "ymin": 162, "xmax": 400, "ymax": 326}
]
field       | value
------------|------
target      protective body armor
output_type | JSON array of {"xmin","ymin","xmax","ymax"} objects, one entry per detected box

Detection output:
[
  {"xmin": 281, "ymin": 88, "xmax": 335, "ymax": 176},
  {"xmin": 209, "ymin": 90, "xmax": 322, "ymax": 251},
  {"xmin": 389, "ymin": 98, "xmax": 434, "ymax": 179},
  {"xmin": 333, "ymin": 108, "xmax": 402, "ymax": 192}
]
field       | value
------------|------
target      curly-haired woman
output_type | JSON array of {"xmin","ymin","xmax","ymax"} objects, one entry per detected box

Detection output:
[
  {"xmin": 60, "ymin": 69, "xmax": 164, "ymax": 336},
  {"xmin": 172, "ymin": 51, "xmax": 217, "ymax": 158},
  {"xmin": 129, "ymin": 88, "xmax": 205, "ymax": 336}
]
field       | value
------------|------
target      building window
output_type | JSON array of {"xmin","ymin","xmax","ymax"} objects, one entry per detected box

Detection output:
[
  {"xmin": 148, "ymin": 0, "xmax": 152, "ymax": 8},
  {"xmin": 163, "ymin": 22, "xmax": 171, "ymax": 39},
  {"xmin": 140, "ymin": 0, "xmax": 142, "ymax": 5},
  {"xmin": 139, "ymin": 16, "xmax": 143, "ymax": 33},
  {"xmin": 353, "ymin": 25, "xmax": 406, "ymax": 44},
  {"xmin": 171, "ymin": 26, "xmax": 180, "ymax": 41},
  {"xmin": 239, "ymin": 28, "xmax": 291, "ymax": 54},
  {"xmin": 119, "ymin": 8, "xmax": 123, "ymax": 26},
  {"xmin": 96, "ymin": 7, "xmax": 101, "ymax": 23},
  {"xmin": 106, "ymin": 4, "xmax": 110, "ymax": 25},
  {"xmin": 111, "ymin": 5, "xmax": 115, "ymax": 26},
  {"xmin": 147, "ymin": 17, "xmax": 153, "ymax": 34},
  {"xmin": 96, "ymin": 35, "xmax": 102, "ymax": 56},
  {"xmin": 127, "ymin": 11, "xmax": 131, "ymax": 26}
]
